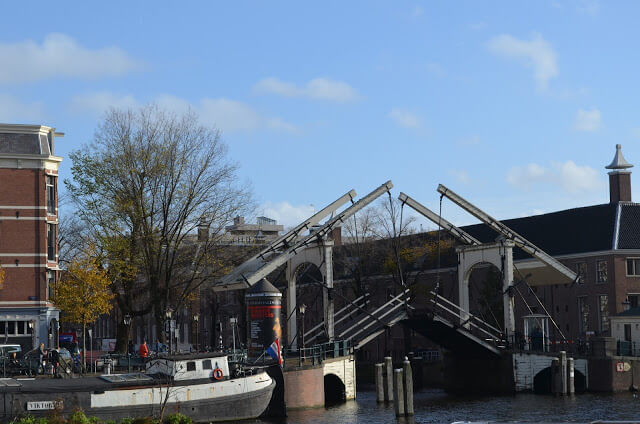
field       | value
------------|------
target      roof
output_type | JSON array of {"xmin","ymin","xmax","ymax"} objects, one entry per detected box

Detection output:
[
  {"xmin": 614, "ymin": 307, "xmax": 640, "ymax": 317},
  {"xmin": 460, "ymin": 203, "xmax": 619, "ymax": 258}
]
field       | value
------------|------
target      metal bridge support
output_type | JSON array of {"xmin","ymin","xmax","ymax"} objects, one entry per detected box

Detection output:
[
  {"xmin": 286, "ymin": 238, "xmax": 335, "ymax": 350},
  {"xmin": 457, "ymin": 240, "xmax": 516, "ymax": 338}
]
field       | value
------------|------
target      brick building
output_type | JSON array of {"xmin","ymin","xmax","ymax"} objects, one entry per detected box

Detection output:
[{"xmin": 0, "ymin": 124, "xmax": 62, "ymax": 350}]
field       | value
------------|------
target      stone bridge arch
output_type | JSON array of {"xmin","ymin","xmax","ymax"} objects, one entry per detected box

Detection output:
[{"xmin": 323, "ymin": 356, "xmax": 356, "ymax": 402}]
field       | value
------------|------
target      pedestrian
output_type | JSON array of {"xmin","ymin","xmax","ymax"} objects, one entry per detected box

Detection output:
[
  {"xmin": 38, "ymin": 342, "xmax": 46, "ymax": 375},
  {"xmin": 49, "ymin": 347, "xmax": 60, "ymax": 377},
  {"xmin": 138, "ymin": 340, "xmax": 149, "ymax": 359}
]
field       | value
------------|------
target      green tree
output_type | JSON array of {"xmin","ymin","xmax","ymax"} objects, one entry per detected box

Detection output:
[
  {"xmin": 55, "ymin": 246, "xmax": 113, "ymax": 370},
  {"xmin": 66, "ymin": 105, "xmax": 251, "ymax": 347}
]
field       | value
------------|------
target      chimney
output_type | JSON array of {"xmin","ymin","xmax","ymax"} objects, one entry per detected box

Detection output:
[
  {"xmin": 197, "ymin": 215, "xmax": 209, "ymax": 242},
  {"xmin": 606, "ymin": 144, "xmax": 633, "ymax": 203}
]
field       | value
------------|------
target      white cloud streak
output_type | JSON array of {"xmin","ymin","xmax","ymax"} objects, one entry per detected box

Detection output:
[
  {"xmin": 0, "ymin": 33, "xmax": 142, "ymax": 84},
  {"xmin": 70, "ymin": 92, "xmax": 298, "ymax": 134},
  {"xmin": 259, "ymin": 201, "xmax": 316, "ymax": 228},
  {"xmin": 573, "ymin": 108, "xmax": 601, "ymax": 132},
  {"xmin": 388, "ymin": 108, "xmax": 422, "ymax": 129},
  {"xmin": 0, "ymin": 94, "xmax": 44, "ymax": 122},
  {"xmin": 507, "ymin": 160, "xmax": 604, "ymax": 194},
  {"xmin": 254, "ymin": 77, "xmax": 359, "ymax": 102},
  {"xmin": 487, "ymin": 33, "xmax": 558, "ymax": 89}
]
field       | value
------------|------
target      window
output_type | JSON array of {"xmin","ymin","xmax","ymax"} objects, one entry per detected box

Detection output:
[
  {"xmin": 596, "ymin": 261, "xmax": 608, "ymax": 284},
  {"xmin": 47, "ymin": 270, "xmax": 56, "ymax": 300},
  {"xmin": 627, "ymin": 258, "xmax": 640, "ymax": 276},
  {"xmin": 203, "ymin": 359, "xmax": 212, "ymax": 370},
  {"xmin": 186, "ymin": 361, "xmax": 196, "ymax": 372},
  {"xmin": 17, "ymin": 322, "xmax": 24, "ymax": 335},
  {"xmin": 629, "ymin": 294, "xmax": 640, "ymax": 309},
  {"xmin": 46, "ymin": 176, "xmax": 56, "ymax": 215},
  {"xmin": 7, "ymin": 322, "xmax": 15, "ymax": 335},
  {"xmin": 578, "ymin": 296, "xmax": 589, "ymax": 334},
  {"xmin": 575, "ymin": 262, "xmax": 587, "ymax": 283},
  {"xmin": 47, "ymin": 224, "xmax": 56, "ymax": 261},
  {"xmin": 599, "ymin": 295, "xmax": 610, "ymax": 334},
  {"xmin": 625, "ymin": 324, "xmax": 632, "ymax": 342}
]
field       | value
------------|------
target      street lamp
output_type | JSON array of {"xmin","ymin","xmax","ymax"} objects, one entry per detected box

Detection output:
[
  {"xmin": 165, "ymin": 309, "xmax": 172, "ymax": 354},
  {"xmin": 623, "ymin": 298, "xmax": 632, "ymax": 311},
  {"xmin": 28, "ymin": 321, "xmax": 35, "ymax": 350},
  {"xmin": 193, "ymin": 314, "xmax": 199, "ymax": 352},
  {"xmin": 299, "ymin": 304, "xmax": 306, "ymax": 354},
  {"xmin": 123, "ymin": 314, "xmax": 131, "ymax": 373}
]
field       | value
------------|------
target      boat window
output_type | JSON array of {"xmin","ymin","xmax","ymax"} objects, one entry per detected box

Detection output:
[
  {"xmin": 203, "ymin": 359, "xmax": 212, "ymax": 370},
  {"xmin": 186, "ymin": 361, "xmax": 196, "ymax": 371}
]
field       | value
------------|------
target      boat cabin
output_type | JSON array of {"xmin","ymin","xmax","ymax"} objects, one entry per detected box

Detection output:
[{"xmin": 146, "ymin": 353, "xmax": 230, "ymax": 381}]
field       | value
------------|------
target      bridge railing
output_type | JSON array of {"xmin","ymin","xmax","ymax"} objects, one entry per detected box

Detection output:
[
  {"xmin": 284, "ymin": 340, "xmax": 353, "ymax": 367},
  {"xmin": 428, "ymin": 290, "xmax": 505, "ymax": 345},
  {"xmin": 617, "ymin": 340, "xmax": 640, "ymax": 357}
]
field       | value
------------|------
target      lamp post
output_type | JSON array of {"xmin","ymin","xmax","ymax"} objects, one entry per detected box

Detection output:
[
  {"xmin": 299, "ymin": 304, "xmax": 306, "ymax": 356},
  {"xmin": 230, "ymin": 317, "xmax": 237, "ymax": 356},
  {"xmin": 123, "ymin": 314, "xmax": 131, "ymax": 373},
  {"xmin": 193, "ymin": 314, "xmax": 199, "ymax": 352},
  {"xmin": 28, "ymin": 321, "xmax": 35, "ymax": 351},
  {"xmin": 165, "ymin": 309, "xmax": 172, "ymax": 354}
]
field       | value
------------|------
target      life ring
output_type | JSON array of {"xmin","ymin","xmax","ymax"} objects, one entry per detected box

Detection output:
[{"xmin": 213, "ymin": 368, "xmax": 224, "ymax": 380}]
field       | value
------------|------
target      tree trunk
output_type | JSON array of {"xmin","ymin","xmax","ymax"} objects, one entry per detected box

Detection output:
[{"xmin": 82, "ymin": 322, "xmax": 86, "ymax": 374}]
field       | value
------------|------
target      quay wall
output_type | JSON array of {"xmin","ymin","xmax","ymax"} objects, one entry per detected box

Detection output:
[{"xmin": 283, "ymin": 366, "xmax": 325, "ymax": 409}]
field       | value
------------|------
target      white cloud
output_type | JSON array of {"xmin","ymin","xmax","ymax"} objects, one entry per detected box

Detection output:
[
  {"xmin": 70, "ymin": 92, "xmax": 139, "ymax": 115},
  {"xmin": 0, "ymin": 94, "xmax": 44, "ymax": 122},
  {"xmin": 449, "ymin": 170, "xmax": 471, "ymax": 184},
  {"xmin": 577, "ymin": 0, "xmax": 599, "ymax": 16},
  {"xmin": 412, "ymin": 6, "xmax": 424, "ymax": 17},
  {"xmin": 70, "ymin": 92, "xmax": 297, "ymax": 134},
  {"xmin": 425, "ymin": 62, "xmax": 446, "ymax": 78},
  {"xmin": 0, "ymin": 33, "xmax": 142, "ymax": 84},
  {"xmin": 259, "ymin": 201, "xmax": 316, "ymax": 228},
  {"xmin": 253, "ymin": 77, "xmax": 359, "ymax": 102},
  {"xmin": 507, "ymin": 160, "xmax": 604, "ymax": 194},
  {"xmin": 388, "ymin": 108, "xmax": 422, "ymax": 129},
  {"xmin": 573, "ymin": 108, "xmax": 601, "ymax": 132},
  {"xmin": 457, "ymin": 135, "xmax": 481, "ymax": 146},
  {"xmin": 487, "ymin": 33, "xmax": 558, "ymax": 89}
]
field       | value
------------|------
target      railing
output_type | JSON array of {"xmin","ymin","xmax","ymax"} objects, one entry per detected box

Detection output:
[
  {"xmin": 284, "ymin": 340, "xmax": 353, "ymax": 367},
  {"xmin": 428, "ymin": 290, "xmax": 504, "ymax": 345},
  {"xmin": 304, "ymin": 293, "xmax": 370, "ymax": 344},
  {"xmin": 339, "ymin": 290, "xmax": 411, "ymax": 342},
  {"xmin": 617, "ymin": 340, "xmax": 640, "ymax": 357}
]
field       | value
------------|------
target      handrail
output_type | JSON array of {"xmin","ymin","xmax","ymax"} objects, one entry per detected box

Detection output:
[
  {"xmin": 429, "ymin": 290, "xmax": 503, "ymax": 335},
  {"xmin": 341, "ymin": 291, "xmax": 410, "ymax": 340},
  {"xmin": 429, "ymin": 298, "xmax": 500, "ymax": 341},
  {"xmin": 304, "ymin": 293, "xmax": 370, "ymax": 343}
]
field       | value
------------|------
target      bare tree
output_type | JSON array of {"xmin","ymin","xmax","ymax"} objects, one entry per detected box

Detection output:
[{"xmin": 66, "ymin": 105, "xmax": 253, "ymax": 346}]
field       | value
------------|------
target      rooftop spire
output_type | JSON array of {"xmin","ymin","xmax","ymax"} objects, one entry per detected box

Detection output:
[{"xmin": 606, "ymin": 144, "xmax": 633, "ymax": 170}]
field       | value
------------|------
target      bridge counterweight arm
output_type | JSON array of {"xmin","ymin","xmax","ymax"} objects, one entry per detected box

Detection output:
[
  {"xmin": 398, "ymin": 192, "xmax": 481, "ymax": 246},
  {"xmin": 436, "ymin": 184, "xmax": 579, "ymax": 283},
  {"xmin": 215, "ymin": 181, "xmax": 393, "ymax": 291}
]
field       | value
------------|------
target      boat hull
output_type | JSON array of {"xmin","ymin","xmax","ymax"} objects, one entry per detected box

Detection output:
[{"xmin": 0, "ymin": 373, "xmax": 275, "ymax": 423}]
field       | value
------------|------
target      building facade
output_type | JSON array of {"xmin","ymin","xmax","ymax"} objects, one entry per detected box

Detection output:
[{"xmin": 0, "ymin": 124, "xmax": 62, "ymax": 350}]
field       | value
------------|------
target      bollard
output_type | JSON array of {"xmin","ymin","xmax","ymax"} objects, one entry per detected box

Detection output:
[
  {"xmin": 551, "ymin": 358, "xmax": 560, "ymax": 395},
  {"xmin": 403, "ymin": 357, "xmax": 414, "ymax": 416},
  {"xmin": 567, "ymin": 357, "xmax": 575, "ymax": 395},
  {"xmin": 393, "ymin": 369, "xmax": 405, "ymax": 417},
  {"xmin": 384, "ymin": 356, "xmax": 394, "ymax": 402},
  {"xmin": 559, "ymin": 351, "xmax": 567, "ymax": 395},
  {"xmin": 375, "ymin": 363, "xmax": 385, "ymax": 403}
]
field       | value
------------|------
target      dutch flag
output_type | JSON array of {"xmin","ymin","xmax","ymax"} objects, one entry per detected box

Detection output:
[{"xmin": 266, "ymin": 339, "xmax": 282, "ymax": 365}]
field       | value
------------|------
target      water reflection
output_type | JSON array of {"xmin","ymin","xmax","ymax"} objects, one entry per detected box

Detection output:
[{"xmin": 258, "ymin": 389, "xmax": 640, "ymax": 424}]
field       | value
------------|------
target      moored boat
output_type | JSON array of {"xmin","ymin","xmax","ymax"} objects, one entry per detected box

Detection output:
[{"xmin": 0, "ymin": 352, "xmax": 276, "ymax": 422}]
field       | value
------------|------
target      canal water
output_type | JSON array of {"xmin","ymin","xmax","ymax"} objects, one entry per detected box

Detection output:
[{"xmin": 256, "ymin": 389, "xmax": 640, "ymax": 423}]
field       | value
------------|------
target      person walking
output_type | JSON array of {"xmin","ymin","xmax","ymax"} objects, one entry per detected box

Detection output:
[
  {"xmin": 138, "ymin": 340, "xmax": 149, "ymax": 360},
  {"xmin": 37, "ymin": 343, "xmax": 46, "ymax": 375}
]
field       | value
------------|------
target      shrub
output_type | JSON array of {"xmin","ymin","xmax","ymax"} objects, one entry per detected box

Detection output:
[
  {"xmin": 163, "ymin": 413, "xmax": 192, "ymax": 424},
  {"xmin": 68, "ymin": 410, "xmax": 90, "ymax": 424}
]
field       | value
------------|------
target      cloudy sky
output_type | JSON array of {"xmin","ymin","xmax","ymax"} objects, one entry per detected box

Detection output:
[{"xmin": 1, "ymin": 1, "xmax": 638, "ymax": 229}]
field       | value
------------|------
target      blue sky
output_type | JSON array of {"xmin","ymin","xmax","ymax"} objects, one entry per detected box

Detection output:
[{"xmin": 1, "ymin": 1, "xmax": 638, "ymax": 229}]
